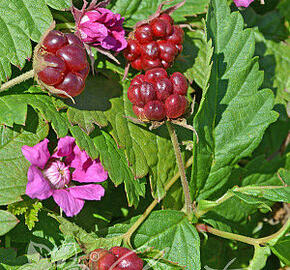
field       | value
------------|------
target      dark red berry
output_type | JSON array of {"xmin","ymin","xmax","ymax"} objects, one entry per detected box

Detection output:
[
  {"xmin": 133, "ymin": 106, "xmax": 147, "ymax": 120},
  {"xmin": 89, "ymin": 249, "xmax": 117, "ymax": 270},
  {"xmin": 56, "ymin": 44, "xmax": 87, "ymax": 72},
  {"xmin": 65, "ymin": 33, "xmax": 84, "ymax": 48},
  {"xmin": 123, "ymin": 40, "xmax": 141, "ymax": 61},
  {"xmin": 110, "ymin": 247, "xmax": 143, "ymax": 270},
  {"xmin": 142, "ymin": 58, "xmax": 162, "ymax": 70},
  {"xmin": 131, "ymin": 74, "xmax": 145, "ymax": 86},
  {"xmin": 150, "ymin": 18, "xmax": 168, "ymax": 38},
  {"xmin": 127, "ymin": 81, "xmax": 156, "ymax": 107},
  {"xmin": 135, "ymin": 24, "xmax": 153, "ymax": 44},
  {"xmin": 55, "ymin": 72, "xmax": 85, "ymax": 97},
  {"xmin": 42, "ymin": 30, "xmax": 67, "ymax": 53},
  {"xmin": 35, "ymin": 31, "xmax": 89, "ymax": 98},
  {"xmin": 165, "ymin": 94, "xmax": 187, "ymax": 118},
  {"xmin": 37, "ymin": 54, "xmax": 66, "ymax": 85},
  {"xmin": 159, "ymin": 13, "xmax": 174, "ymax": 25},
  {"xmin": 131, "ymin": 58, "xmax": 143, "ymax": 70},
  {"xmin": 144, "ymin": 100, "xmax": 166, "ymax": 121},
  {"xmin": 166, "ymin": 25, "xmax": 184, "ymax": 45},
  {"xmin": 170, "ymin": 72, "xmax": 188, "ymax": 95},
  {"xmin": 144, "ymin": 67, "xmax": 168, "ymax": 83},
  {"xmin": 161, "ymin": 60, "xmax": 171, "ymax": 69},
  {"xmin": 157, "ymin": 40, "xmax": 178, "ymax": 63},
  {"xmin": 141, "ymin": 41, "xmax": 159, "ymax": 60},
  {"xmin": 155, "ymin": 77, "xmax": 173, "ymax": 101}
]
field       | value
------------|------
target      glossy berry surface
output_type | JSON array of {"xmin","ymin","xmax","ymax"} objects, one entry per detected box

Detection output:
[
  {"xmin": 87, "ymin": 247, "xmax": 143, "ymax": 270},
  {"xmin": 127, "ymin": 68, "xmax": 188, "ymax": 121},
  {"xmin": 110, "ymin": 247, "xmax": 144, "ymax": 270},
  {"xmin": 124, "ymin": 13, "xmax": 183, "ymax": 71},
  {"xmin": 36, "ymin": 30, "xmax": 89, "ymax": 97}
]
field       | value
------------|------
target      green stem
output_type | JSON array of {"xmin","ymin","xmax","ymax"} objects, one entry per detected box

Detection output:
[
  {"xmin": 0, "ymin": 70, "xmax": 34, "ymax": 92},
  {"xmin": 166, "ymin": 121, "xmax": 192, "ymax": 215},
  {"xmin": 5, "ymin": 235, "xmax": 11, "ymax": 248},
  {"xmin": 197, "ymin": 219, "xmax": 290, "ymax": 246},
  {"xmin": 123, "ymin": 156, "xmax": 193, "ymax": 247}
]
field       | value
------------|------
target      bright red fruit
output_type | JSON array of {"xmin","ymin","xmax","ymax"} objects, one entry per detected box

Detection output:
[
  {"xmin": 124, "ymin": 13, "xmax": 183, "ymax": 71},
  {"xmin": 110, "ymin": 247, "xmax": 144, "ymax": 270},
  {"xmin": 165, "ymin": 94, "xmax": 188, "ymax": 119},
  {"xmin": 89, "ymin": 248, "xmax": 117, "ymax": 270},
  {"xmin": 128, "ymin": 68, "xmax": 188, "ymax": 121},
  {"xmin": 35, "ymin": 31, "xmax": 89, "ymax": 98}
]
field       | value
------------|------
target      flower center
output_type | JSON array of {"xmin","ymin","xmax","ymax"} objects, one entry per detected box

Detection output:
[{"xmin": 42, "ymin": 159, "xmax": 71, "ymax": 189}]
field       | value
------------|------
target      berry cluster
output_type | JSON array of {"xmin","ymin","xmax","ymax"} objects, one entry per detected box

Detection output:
[
  {"xmin": 123, "ymin": 13, "xmax": 184, "ymax": 71},
  {"xmin": 36, "ymin": 30, "xmax": 89, "ymax": 97},
  {"xmin": 89, "ymin": 247, "xmax": 143, "ymax": 270},
  {"xmin": 128, "ymin": 68, "xmax": 188, "ymax": 121}
]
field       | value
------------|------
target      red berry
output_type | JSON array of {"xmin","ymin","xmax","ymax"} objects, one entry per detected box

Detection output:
[
  {"xmin": 35, "ymin": 31, "xmax": 89, "ymax": 98},
  {"xmin": 110, "ymin": 247, "xmax": 143, "ymax": 270},
  {"xmin": 37, "ymin": 54, "xmax": 66, "ymax": 85},
  {"xmin": 135, "ymin": 24, "xmax": 153, "ymax": 44},
  {"xmin": 55, "ymin": 72, "xmax": 85, "ymax": 97},
  {"xmin": 65, "ymin": 33, "xmax": 84, "ymax": 48},
  {"xmin": 170, "ymin": 72, "xmax": 188, "ymax": 95},
  {"xmin": 133, "ymin": 106, "xmax": 147, "ymax": 120},
  {"xmin": 56, "ymin": 44, "xmax": 87, "ymax": 72},
  {"xmin": 157, "ymin": 40, "xmax": 178, "ymax": 63},
  {"xmin": 144, "ymin": 67, "xmax": 168, "ymax": 83},
  {"xmin": 144, "ymin": 100, "xmax": 166, "ymax": 121},
  {"xmin": 131, "ymin": 74, "xmax": 145, "ymax": 86},
  {"xmin": 155, "ymin": 77, "xmax": 173, "ymax": 101},
  {"xmin": 166, "ymin": 25, "xmax": 184, "ymax": 45},
  {"xmin": 131, "ymin": 58, "xmax": 143, "ymax": 70},
  {"xmin": 141, "ymin": 41, "xmax": 159, "ymax": 60},
  {"xmin": 161, "ymin": 60, "xmax": 171, "ymax": 69},
  {"xmin": 123, "ymin": 40, "xmax": 141, "ymax": 61},
  {"xmin": 142, "ymin": 58, "xmax": 162, "ymax": 70},
  {"xmin": 128, "ymin": 81, "xmax": 156, "ymax": 107},
  {"xmin": 89, "ymin": 249, "xmax": 117, "ymax": 270},
  {"xmin": 165, "ymin": 94, "xmax": 187, "ymax": 118},
  {"xmin": 42, "ymin": 30, "xmax": 67, "ymax": 53},
  {"xmin": 150, "ymin": 18, "xmax": 168, "ymax": 38},
  {"xmin": 159, "ymin": 13, "xmax": 174, "ymax": 25}
]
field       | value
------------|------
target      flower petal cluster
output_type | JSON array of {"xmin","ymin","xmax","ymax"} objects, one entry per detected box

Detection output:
[
  {"xmin": 78, "ymin": 8, "xmax": 127, "ymax": 52},
  {"xmin": 233, "ymin": 0, "xmax": 254, "ymax": 7},
  {"xmin": 22, "ymin": 136, "xmax": 108, "ymax": 217}
]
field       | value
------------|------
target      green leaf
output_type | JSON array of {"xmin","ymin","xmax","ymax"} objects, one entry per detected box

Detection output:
[
  {"xmin": 45, "ymin": 0, "xmax": 71, "ymax": 10},
  {"xmin": 70, "ymin": 126, "xmax": 146, "ymax": 207},
  {"xmin": 0, "ymin": 110, "xmax": 49, "ymax": 205},
  {"xmin": 8, "ymin": 197, "xmax": 43, "ymax": 230},
  {"xmin": 0, "ymin": 0, "xmax": 53, "ymax": 82},
  {"xmin": 0, "ymin": 248, "xmax": 28, "ymax": 268},
  {"xmin": 0, "ymin": 210, "xmax": 18, "ymax": 236},
  {"xmin": 248, "ymin": 245, "xmax": 271, "ymax": 270},
  {"xmin": 50, "ymin": 214, "xmax": 122, "ymax": 252},
  {"xmin": 271, "ymin": 235, "xmax": 290, "ymax": 265},
  {"xmin": 102, "ymin": 210, "xmax": 201, "ymax": 270},
  {"xmin": 0, "ymin": 87, "xmax": 69, "ymax": 137},
  {"xmin": 110, "ymin": 0, "xmax": 209, "ymax": 27},
  {"xmin": 191, "ymin": 0, "xmax": 278, "ymax": 201}
]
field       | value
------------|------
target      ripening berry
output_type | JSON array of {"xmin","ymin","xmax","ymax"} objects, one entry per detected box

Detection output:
[
  {"xmin": 123, "ymin": 13, "xmax": 183, "ymax": 71},
  {"xmin": 34, "ymin": 30, "xmax": 89, "ymax": 98},
  {"xmin": 165, "ymin": 94, "xmax": 188, "ymax": 119}
]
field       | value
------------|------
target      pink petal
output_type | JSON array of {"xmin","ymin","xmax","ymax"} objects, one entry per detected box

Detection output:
[
  {"xmin": 233, "ymin": 0, "xmax": 254, "ymax": 7},
  {"xmin": 52, "ymin": 136, "xmax": 75, "ymax": 158},
  {"xmin": 72, "ymin": 159, "xmax": 108, "ymax": 183},
  {"xmin": 66, "ymin": 144, "xmax": 90, "ymax": 169},
  {"xmin": 52, "ymin": 189, "xmax": 84, "ymax": 217},
  {"xmin": 26, "ymin": 166, "xmax": 53, "ymax": 200},
  {"xmin": 22, "ymin": 139, "xmax": 50, "ymax": 169},
  {"xmin": 68, "ymin": 184, "xmax": 105, "ymax": 200}
]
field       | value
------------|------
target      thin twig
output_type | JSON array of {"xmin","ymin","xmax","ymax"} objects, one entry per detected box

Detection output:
[{"xmin": 0, "ymin": 70, "xmax": 34, "ymax": 92}]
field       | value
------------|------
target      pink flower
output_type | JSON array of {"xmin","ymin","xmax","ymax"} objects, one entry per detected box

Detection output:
[
  {"xmin": 22, "ymin": 137, "xmax": 108, "ymax": 217},
  {"xmin": 77, "ymin": 8, "xmax": 127, "ymax": 52},
  {"xmin": 233, "ymin": 0, "xmax": 254, "ymax": 7}
]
